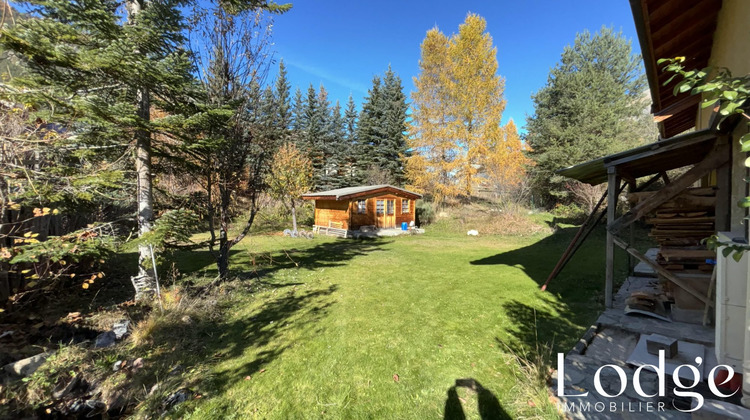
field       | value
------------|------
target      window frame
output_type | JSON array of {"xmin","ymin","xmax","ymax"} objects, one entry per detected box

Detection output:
[
  {"xmin": 376, "ymin": 199, "xmax": 385, "ymax": 214},
  {"xmin": 401, "ymin": 199, "xmax": 410, "ymax": 214},
  {"xmin": 356, "ymin": 199, "xmax": 367, "ymax": 214}
]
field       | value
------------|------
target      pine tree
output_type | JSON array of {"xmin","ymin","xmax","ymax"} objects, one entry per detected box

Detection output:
[
  {"xmin": 380, "ymin": 66, "xmax": 409, "ymax": 185},
  {"xmin": 356, "ymin": 76, "xmax": 384, "ymax": 182},
  {"xmin": 313, "ymin": 85, "xmax": 339, "ymax": 190},
  {"xmin": 275, "ymin": 60, "xmax": 293, "ymax": 140},
  {"xmin": 328, "ymin": 100, "xmax": 347, "ymax": 188},
  {"xmin": 291, "ymin": 87, "xmax": 306, "ymax": 134},
  {"xmin": 525, "ymin": 26, "xmax": 650, "ymax": 205},
  {"xmin": 259, "ymin": 85, "xmax": 278, "ymax": 147},
  {"xmin": 0, "ymin": 0, "xmax": 194, "ymax": 298},
  {"xmin": 342, "ymin": 95, "xmax": 359, "ymax": 187},
  {"xmin": 299, "ymin": 84, "xmax": 325, "ymax": 188}
]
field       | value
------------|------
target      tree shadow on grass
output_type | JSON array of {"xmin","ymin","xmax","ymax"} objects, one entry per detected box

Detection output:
[
  {"xmin": 470, "ymin": 225, "xmax": 654, "ymax": 352},
  {"xmin": 138, "ymin": 283, "xmax": 339, "ymax": 416},
  {"xmin": 469, "ymin": 226, "xmax": 620, "ymax": 355},
  {"xmin": 470, "ymin": 226, "xmax": 606, "ymax": 290},
  {"xmin": 169, "ymin": 237, "xmax": 392, "ymax": 283},
  {"xmin": 469, "ymin": 224, "xmax": 651, "ymax": 296},
  {"xmin": 443, "ymin": 378, "xmax": 511, "ymax": 420},
  {"xmin": 499, "ymin": 298, "xmax": 587, "ymax": 357},
  {"xmin": 207, "ymin": 284, "xmax": 338, "ymax": 391}
]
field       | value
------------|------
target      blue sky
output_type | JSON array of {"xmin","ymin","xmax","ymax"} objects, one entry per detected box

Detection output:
[{"xmin": 267, "ymin": 0, "xmax": 642, "ymax": 131}]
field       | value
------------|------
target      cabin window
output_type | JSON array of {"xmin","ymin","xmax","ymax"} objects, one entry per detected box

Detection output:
[
  {"xmin": 356, "ymin": 200, "xmax": 366, "ymax": 214},
  {"xmin": 386, "ymin": 200, "xmax": 395, "ymax": 215},
  {"xmin": 401, "ymin": 199, "xmax": 410, "ymax": 214},
  {"xmin": 376, "ymin": 199, "xmax": 384, "ymax": 214}
]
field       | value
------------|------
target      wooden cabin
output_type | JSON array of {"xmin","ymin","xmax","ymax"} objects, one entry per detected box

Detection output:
[{"xmin": 301, "ymin": 185, "xmax": 422, "ymax": 231}]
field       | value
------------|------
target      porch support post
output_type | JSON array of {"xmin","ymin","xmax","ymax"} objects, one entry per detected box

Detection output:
[
  {"xmin": 605, "ymin": 166, "xmax": 619, "ymax": 309},
  {"xmin": 628, "ymin": 180, "xmax": 636, "ymax": 272}
]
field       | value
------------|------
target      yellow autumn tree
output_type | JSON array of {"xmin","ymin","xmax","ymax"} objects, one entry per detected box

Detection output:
[
  {"xmin": 405, "ymin": 28, "xmax": 462, "ymax": 205},
  {"xmin": 268, "ymin": 143, "xmax": 313, "ymax": 233},
  {"xmin": 406, "ymin": 13, "xmax": 511, "ymax": 204},
  {"xmin": 481, "ymin": 119, "xmax": 530, "ymax": 202}
]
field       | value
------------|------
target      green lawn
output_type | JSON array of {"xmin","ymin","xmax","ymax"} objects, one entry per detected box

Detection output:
[{"xmin": 165, "ymin": 221, "xmax": 634, "ymax": 419}]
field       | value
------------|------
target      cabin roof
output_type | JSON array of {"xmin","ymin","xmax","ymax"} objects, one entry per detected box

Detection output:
[
  {"xmin": 629, "ymin": 0, "xmax": 723, "ymax": 138},
  {"xmin": 557, "ymin": 127, "xmax": 719, "ymax": 185},
  {"xmin": 301, "ymin": 185, "xmax": 422, "ymax": 201}
]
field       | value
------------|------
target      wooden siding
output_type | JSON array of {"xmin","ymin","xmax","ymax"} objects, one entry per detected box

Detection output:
[
  {"xmin": 395, "ymin": 197, "xmax": 414, "ymax": 227},
  {"xmin": 314, "ymin": 195, "xmax": 416, "ymax": 230},
  {"xmin": 314, "ymin": 200, "xmax": 351, "ymax": 229},
  {"xmin": 350, "ymin": 198, "xmax": 376, "ymax": 228}
]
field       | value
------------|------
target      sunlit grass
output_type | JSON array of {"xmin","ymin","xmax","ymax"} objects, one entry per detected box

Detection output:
[{"xmin": 162, "ymin": 216, "xmax": 641, "ymax": 419}]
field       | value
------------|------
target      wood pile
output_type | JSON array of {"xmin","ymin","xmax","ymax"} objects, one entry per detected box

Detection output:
[{"xmin": 627, "ymin": 187, "xmax": 716, "ymax": 273}]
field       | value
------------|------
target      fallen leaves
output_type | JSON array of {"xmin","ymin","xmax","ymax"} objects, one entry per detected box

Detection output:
[{"xmin": 393, "ymin": 374, "xmax": 399, "ymax": 382}]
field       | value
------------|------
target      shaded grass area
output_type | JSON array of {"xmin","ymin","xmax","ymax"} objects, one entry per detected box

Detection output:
[{"xmin": 140, "ymin": 216, "xmax": 651, "ymax": 418}]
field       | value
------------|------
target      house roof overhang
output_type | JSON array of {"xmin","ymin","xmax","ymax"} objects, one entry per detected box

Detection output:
[
  {"xmin": 630, "ymin": 0, "xmax": 723, "ymax": 138},
  {"xmin": 301, "ymin": 185, "xmax": 422, "ymax": 201},
  {"xmin": 557, "ymin": 128, "xmax": 720, "ymax": 185}
]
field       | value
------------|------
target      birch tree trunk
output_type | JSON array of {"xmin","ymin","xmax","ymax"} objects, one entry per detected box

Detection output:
[{"xmin": 291, "ymin": 200, "xmax": 298, "ymax": 232}]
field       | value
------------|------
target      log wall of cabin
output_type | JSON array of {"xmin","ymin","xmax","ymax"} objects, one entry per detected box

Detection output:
[
  {"xmin": 395, "ymin": 196, "xmax": 415, "ymax": 227},
  {"xmin": 314, "ymin": 200, "xmax": 350, "ymax": 229},
  {"xmin": 348, "ymin": 195, "xmax": 415, "ymax": 229},
  {"xmin": 350, "ymin": 198, "xmax": 376, "ymax": 228},
  {"xmin": 313, "ymin": 194, "xmax": 418, "ymax": 230}
]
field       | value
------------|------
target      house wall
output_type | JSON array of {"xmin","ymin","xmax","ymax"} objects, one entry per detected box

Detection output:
[
  {"xmin": 314, "ymin": 200, "xmax": 350, "ymax": 229},
  {"xmin": 698, "ymin": 0, "xmax": 750, "ymax": 231},
  {"xmin": 395, "ymin": 196, "xmax": 415, "ymax": 227},
  {"xmin": 350, "ymin": 198, "xmax": 376, "ymax": 228},
  {"xmin": 347, "ymin": 194, "xmax": 416, "ymax": 229}
]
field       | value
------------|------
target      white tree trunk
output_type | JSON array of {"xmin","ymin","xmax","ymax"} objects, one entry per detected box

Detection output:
[
  {"xmin": 127, "ymin": 0, "xmax": 156, "ymax": 300},
  {"xmin": 290, "ymin": 199, "xmax": 298, "ymax": 232}
]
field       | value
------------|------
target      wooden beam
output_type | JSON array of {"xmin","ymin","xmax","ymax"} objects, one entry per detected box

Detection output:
[
  {"xmin": 604, "ymin": 131, "xmax": 716, "ymax": 168},
  {"xmin": 605, "ymin": 167, "xmax": 618, "ymax": 308},
  {"xmin": 653, "ymin": 95, "xmax": 701, "ymax": 123},
  {"xmin": 638, "ymin": 172, "xmax": 665, "ymax": 192},
  {"xmin": 608, "ymin": 141, "xmax": 729, "ymax": 233},
  {"xmin": 716, "ymin": 159, "xmax": 731, "ymax": 232},
  {"xmin": 542, "ymin": 172, "xmax": 669, "ymax": 294},
  {"xmin": 660, "ymin": 171, "xmax": 670, "ymax": 184},
  {"xmin": 541, "ymin": 188, "xmax": 608, "ymax": 291},
  {"xmin": 628, "ymin": 181, "xmax": 636, "ymax": 271},
  {"xmin": 612, "ymin": 236, "xmax": 714, "ymax": 309},
  {"xmin": 541, "ymin": 182, "xmax": 628, "ymax": 292}
]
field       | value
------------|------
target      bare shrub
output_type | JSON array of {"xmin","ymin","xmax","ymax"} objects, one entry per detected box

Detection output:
[
  {"xmin": 565, "ymin": 181, "xmax": 605, "ymax": 214},
  {"xmin": 451, "ymin": 203, "xmax": 550, "ymax": 236}
]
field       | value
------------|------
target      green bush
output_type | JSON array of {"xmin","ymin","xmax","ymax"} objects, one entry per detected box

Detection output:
[
  {"xmin": 551, "ymin": 203, "xmax": 585, "ymax": 221},
  {"xmin": 415, "ymin": 200, "xmax": 434, "ymax": 226}
]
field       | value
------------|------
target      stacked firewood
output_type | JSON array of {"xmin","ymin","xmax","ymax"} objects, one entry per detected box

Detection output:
[{"xmin": 627, "ymin": 187, "xmax": 716, "ymax": 272}]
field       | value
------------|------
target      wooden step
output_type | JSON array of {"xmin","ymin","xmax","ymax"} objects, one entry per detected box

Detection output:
[{"xmin": 646, "ymin": 216, "xmax": 715, "ymax": 224}]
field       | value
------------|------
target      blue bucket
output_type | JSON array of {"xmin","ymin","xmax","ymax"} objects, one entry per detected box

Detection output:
[{"xmin": 401, "ymin": 222, "xmax": 408, "ymax": 231}]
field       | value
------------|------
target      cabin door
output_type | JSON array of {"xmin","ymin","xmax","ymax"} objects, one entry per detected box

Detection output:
[{"xmin": 376, "ymin": 199, "xmax": 396, "ymax": 228}]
